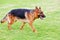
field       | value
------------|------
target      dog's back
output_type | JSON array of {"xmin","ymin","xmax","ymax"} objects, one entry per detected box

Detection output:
[{"xmin": 9, "ymin": 9, "xmax": 32, "ymax": 19}]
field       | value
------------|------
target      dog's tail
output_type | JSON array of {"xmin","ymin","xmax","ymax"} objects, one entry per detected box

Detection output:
[{"xmin": 0, "ymin": 15, "xmax": 7, "ymax": 23}]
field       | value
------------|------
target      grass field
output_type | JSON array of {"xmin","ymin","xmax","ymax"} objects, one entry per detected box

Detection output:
[{"xmin": 0, "ymin": 0, "xmax": 60, "ymax": 40}]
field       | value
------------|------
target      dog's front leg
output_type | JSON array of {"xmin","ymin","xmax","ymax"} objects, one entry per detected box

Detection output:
[
  {"xmin": 28, "ymin": 21, "xmax": 37, "ymax": 32},
  {"xmin": 25, "ymin": 12, "xmax": 37, "ymax": 32},
  {"xmin": 20, "ymin": 22, "xmax": 26, "ymax": 30}
]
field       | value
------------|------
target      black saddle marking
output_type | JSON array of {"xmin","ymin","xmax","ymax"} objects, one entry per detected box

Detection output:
[{"xmin": 9, "ymin": 9, "xmax": 33, "ymax": 19}]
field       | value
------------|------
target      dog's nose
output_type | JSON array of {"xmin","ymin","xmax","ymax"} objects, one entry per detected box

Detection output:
[
  {"xmin": 42, "ymin": 15, "xmax": 46, "ymax": 18},
  {"xmin": 44, "ymin": 15, "xmax": 46, "ymax": 18}
]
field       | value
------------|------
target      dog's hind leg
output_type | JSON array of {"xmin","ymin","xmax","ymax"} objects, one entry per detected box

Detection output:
[
  {"xmin": 7, "ymin": 14, "xmax": 15, "ymax": 30},
  {"xmin": 20, "ymin": 22, "xmax": 26, "ymax": 30},
  {"xmin": 8, "ymin": 22, "xmax": 13, "ymax": 30}
]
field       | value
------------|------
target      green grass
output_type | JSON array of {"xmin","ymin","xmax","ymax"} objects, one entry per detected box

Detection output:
[{"xmin": 0, "ymin": 0, "xmax": 60, "ymax": 40}]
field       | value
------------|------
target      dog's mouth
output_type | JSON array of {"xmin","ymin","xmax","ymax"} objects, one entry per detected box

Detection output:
[{"xmin": 40, "ymin": 15, "xmax": 46, "ymax": 20}]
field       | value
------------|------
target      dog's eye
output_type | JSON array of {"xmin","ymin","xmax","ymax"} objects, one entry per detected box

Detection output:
[{"xmin": 40, "ymin": 12, "xmax": 43, "ymax": 14}]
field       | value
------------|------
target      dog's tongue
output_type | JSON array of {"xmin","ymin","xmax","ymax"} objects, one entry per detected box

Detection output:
[{"xmin": 40, "ymin": 16, "xmax": 43, "ymax": 20}]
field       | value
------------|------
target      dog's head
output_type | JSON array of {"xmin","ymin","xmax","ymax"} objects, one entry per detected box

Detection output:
[{"xmin": 34, "ymin": 6, "xmax": 46, "ymax": 19}]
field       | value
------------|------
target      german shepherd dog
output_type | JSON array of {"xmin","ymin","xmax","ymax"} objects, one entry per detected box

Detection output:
[{"xmin": 0, "ymin": 6, "xmax": 46, "ymax": 32}]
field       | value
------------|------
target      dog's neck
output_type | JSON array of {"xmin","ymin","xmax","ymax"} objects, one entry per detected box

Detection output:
[{"xmin": 32, "ymin": 10, "xmax": 39, "ymax": 20}]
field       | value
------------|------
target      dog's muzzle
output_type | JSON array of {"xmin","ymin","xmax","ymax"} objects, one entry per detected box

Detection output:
[{"xmin": 40, "ymin": 15, "xmax": 46, "ymax": 19}]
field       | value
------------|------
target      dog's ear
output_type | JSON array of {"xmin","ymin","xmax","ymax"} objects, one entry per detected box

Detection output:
[
  {"xmin": 35, "ymin": 6, "xmax": 38, "ymax": 9},
  {"xmin": 39, "ymin": 7, "xmax": 41, "ymax": 9}
]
